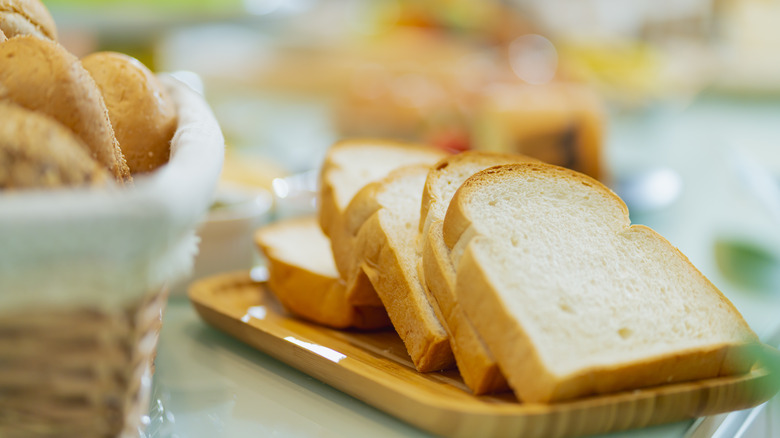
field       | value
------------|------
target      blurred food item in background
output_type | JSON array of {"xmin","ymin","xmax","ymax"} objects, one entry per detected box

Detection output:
[
  {"xmin": 150, "ymin": 0, "xmax": 610, "ymax": 180},
  {"xmin": 710, "ymin": 0, "xmax": 780, "ymax": 95},
  {"xmin": 473, "ymin": 82, "xmax": 605, "ymax": 181},
  {"xmin": 0, "ymin": 0, "xmax": 57, "ymax": 40},
  {"xmin": 219, "ymin": 149, "xmax": 289, "ymax": 191}
]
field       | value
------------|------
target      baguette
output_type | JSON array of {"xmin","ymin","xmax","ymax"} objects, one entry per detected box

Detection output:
[
  {"xmin": 255, "ymin": 216, "xmax": 390, "ymax": 330},
  {"xmin": 419, "ymin": 151, "xmax": 538, "ymax": 394},
  {"xmin": 346, "ymin": 164, "xmax": 454, "ymax": 372},
  {"xmin": 443, "ymin": 162, "xmax": 760, "ymax": 402}
]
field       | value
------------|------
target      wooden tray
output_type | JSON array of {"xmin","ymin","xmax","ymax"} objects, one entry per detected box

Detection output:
[{"xmin": 188, "ymin": 271, "xmax": 780, "ymax": 438}]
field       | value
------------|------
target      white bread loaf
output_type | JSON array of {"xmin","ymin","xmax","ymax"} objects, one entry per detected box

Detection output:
[
  {"xmin": 319, "ymin": 139, "xmax": 446, "ymax": 305},
  {"xmin": 254, "ymin": 216, "xmax": 390, "ymax": 330},
  {"xmin": 443, "ymin": 162, "xmax": 760, "ymax": 402},
  {"xmin": 346, "ymin": 164, "xmax": 454, "ymax": 372},
  {"xmin": 419, "ymin": 151, "xmax": 538, "ymax": 394}
]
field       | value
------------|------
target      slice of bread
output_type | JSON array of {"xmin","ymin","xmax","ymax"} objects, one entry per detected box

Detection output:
[
  {"xmin": 443, "ymin": 162, "xmax": 760, "ymax": 402},
  {"xmin": 254, "ymin": 216, "xmax": 390, "ymax": 330},
  {"xmin": 347, "ymin": 164, "xmax": 454, "ymax": 372},
  {"xmin": 319, "ymin": 139, "xmax": 447, "ymax": 306},
  {"xmin": 419, "ymin": 151, "xmax": 538, "ymax": 394}
]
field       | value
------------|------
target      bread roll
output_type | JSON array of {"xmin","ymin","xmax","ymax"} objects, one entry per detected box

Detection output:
[
  {"xmin": 0, "ymin": 28, "xmax": 6, "ymax": 41},
  {"xmin": 0, "ymin": 101, "xmax": 109, "ymax": 189},
  {"xmin": 82, "ymin": 51, "xmax": 177, "ymax": 174},
  {"xmin": 0, "ymin": 0, "xmax": 57, "ymax": 40},
  {"xmin": 0, "ymin": 36, "xmax": 131, "ymax": 182}
]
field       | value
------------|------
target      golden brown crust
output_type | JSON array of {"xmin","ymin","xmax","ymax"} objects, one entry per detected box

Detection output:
[
  {"xmin": 418, "ymin": 151, "xmax": 539, "ymax": 394},
  {"xmin": 82, "ymin": 51, "xmax": 177, "ymax": 174},
  {"xmin": 0, "ymin": 36, "xmax": 131, "ymax": 182},
  {"xmin": 0, "ymin": 101, "xmax": 110, "ymax": 189},
  {"xmin": 0, "ymin": 0, "xmax": 57, "ymax": 40},
  {"xmin": 421, "ymin": 221, "xmax": 508, "ymax": 394},
  {"xmin": 445, "ymin": 162, "xmax": 760, "ymax": 402},
  {"xmin": 348, "ymin": 165, "xmax": 455, "ymax": 372},
  {"xmin": 254, "ymin": 217, "xmax": 390, "ymax": 330},
  {"xmin": 420, "ymin": 151, "xmax": 538, "ymax": 234}
]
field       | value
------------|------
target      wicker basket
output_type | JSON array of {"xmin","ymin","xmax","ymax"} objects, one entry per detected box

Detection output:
[
  {"xmin": 0, "ymin": 74, "xmax": 224, "ymax": 436},
  {"xmin": 0, "ymin": 288, "xmax": 167, "ymax": 438}
]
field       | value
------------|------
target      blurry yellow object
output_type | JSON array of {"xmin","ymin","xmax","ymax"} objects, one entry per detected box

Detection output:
[
  {"xmin": 473, "ymin": 82, "xmax": 605, "ymax": 181},
  {"xmin": 557, "ymin": 40, "xmax": 664, "ymax": 108},
  {"xmin": 219, "ymin": 149, "xmax": 288, "ymax": 191}
]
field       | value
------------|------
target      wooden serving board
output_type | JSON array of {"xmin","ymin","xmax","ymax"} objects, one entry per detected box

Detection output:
[{"xmin": 188, "ymin": 271, "xmax": 780, "ymax": 438}]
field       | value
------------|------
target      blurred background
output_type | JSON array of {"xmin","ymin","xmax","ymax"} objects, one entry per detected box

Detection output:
[
  {"xmin": 39, "ymin": 1, "xmax": 780, "ymax": 435},
  {"xmin": 45, "ymin": 0, "xmax": 780, "ymax": 337}
]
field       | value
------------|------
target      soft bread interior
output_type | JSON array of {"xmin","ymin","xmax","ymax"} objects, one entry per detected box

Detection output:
[
  {"xmin": 325, "ymin": 141, "xmax": 446, "ymax": 220},
  {"xmin": 352, "ymin": 165, "xmax": 453, "ymax": 372},
  {"xmin": 446, "ymin": 163, "xmax": 759, "ymax": 401},
  {"xmin": 255, "ymin": 217, "xmax": 390, "ymax": 330}
]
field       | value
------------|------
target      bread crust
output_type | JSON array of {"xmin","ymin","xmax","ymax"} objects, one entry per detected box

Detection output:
[
  {"xmin": 0, "ymin": 101, "xmax": 109, "ymax": 188},
  {"xmin": 82, "ymin": 52, "xmax": 177, "ymax": 174},
  {"xmin": 419, "ymin": 151, "xmax": 538, "ymax": 394},
  {"xmin": 0, "ymin": 0, "xmax": 57, "ymax": 40},
  {"xmin": 0, "ymin": 36, "xmax": 131, "ymax": 182},
  {"xmin": 318, "ymin": 139, "xmax": 446, "ymax": 306},
  {"xmin": 421, "ymin": 221, "xmax": 508, "ymax": 393},
  {"xmin": 444, "ymin": 162, "xmax": 760, "ymax": 402},
  {"xmin": 349, "ymin": 164, "xmax": 454, "ymax": 372},
  {"xmin": 254, "ymin": 217, "xmax": 390, "ymax": 330}
]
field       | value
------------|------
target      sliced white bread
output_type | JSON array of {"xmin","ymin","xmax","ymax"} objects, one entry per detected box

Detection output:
[
  {"xmin": 419, "ymin": 151, "xmax": 538, "ymax": 394},
  {"xmin": 318, "ymin": 139, "xmax": 447, "ymax": 306},
  {"xmin": 254, "ymin": 216, "xmax": 390, "ymax": 330},
  {"xmin": 346, "ymin": 164, "xmax": 454, "ymax": 372},
  {"xmin": 444, "ymin": 162, "xmax": 760, "ymax": 402}
]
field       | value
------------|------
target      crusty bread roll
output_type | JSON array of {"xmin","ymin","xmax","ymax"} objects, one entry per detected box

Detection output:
[
  {"xmin": 0, "ymin": 36, "xmax": 131, "ymax": 182},
  {"xmin": 0, "ymin": 101, "xmax": 109, "ymax": 189},
  {"xmin": 82, "ymin": 51, "xmax": 177, "ymax": 174},
  {"xmin": 443, "ymin": 162, "xmax": 760, "ymax": 402},
  {"xmin": 0, "ymin": 28, "xmax": 6, "ymax": 41},
  {"xmin": 0, "ymin": 0, "xmax": 57, "ymax": 40}
]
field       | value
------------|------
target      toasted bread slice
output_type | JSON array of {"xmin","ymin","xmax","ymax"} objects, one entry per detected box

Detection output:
[
  {"xmin": 254, "ymin": 216, "xmax": 390, "ymax": 330},
  {"xmin": 419, "ymin": 151, "xmax": 538, "ymax": 394},
  {"xmin": 443, "ymin": 162, "xmax": 760, "ymax": 402},
  {"xmin": 347, "ymin": 164, "xmax": 454, "ymax": 372},
  {"xmin": 319, "ymin": 139, "xmax": 446, "ymax": 305}
]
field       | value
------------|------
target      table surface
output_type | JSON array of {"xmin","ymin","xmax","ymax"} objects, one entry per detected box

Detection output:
[{"xmin": 146, "ymin": 94, "xmax": 780, "ymax": 438}]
